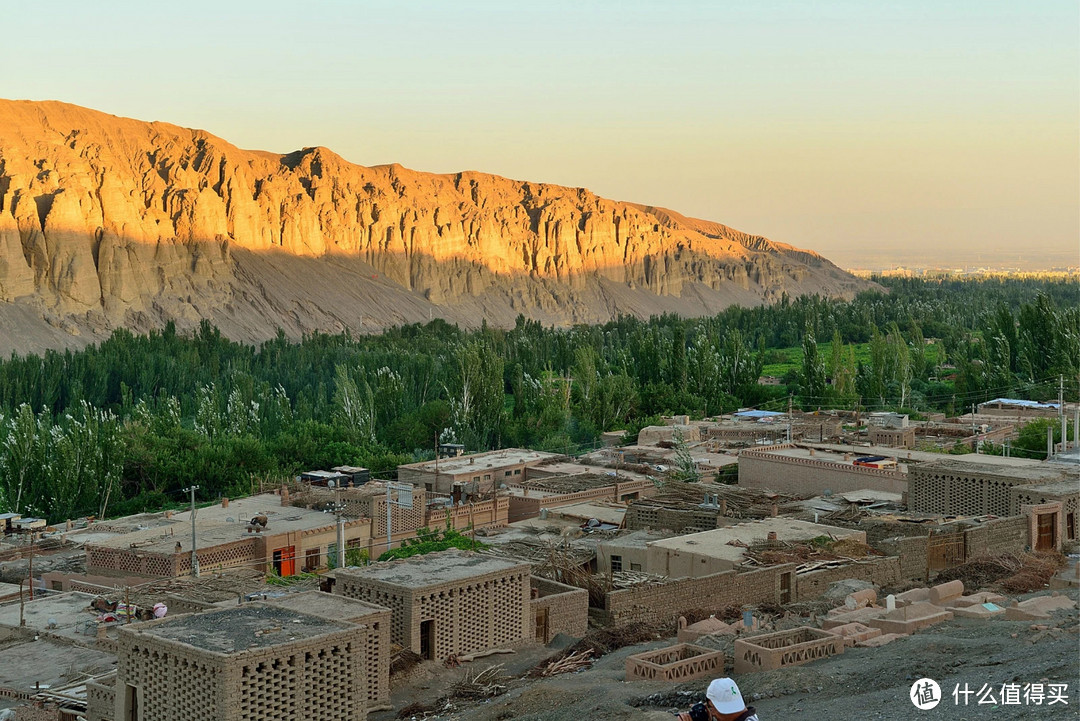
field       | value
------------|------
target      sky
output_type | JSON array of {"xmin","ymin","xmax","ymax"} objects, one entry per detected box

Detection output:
[{"xmin": 3, "ymin": 1, "xmax": 1077, "ymax": 268}]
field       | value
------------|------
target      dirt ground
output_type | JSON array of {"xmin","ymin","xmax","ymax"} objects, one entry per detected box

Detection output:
[{"xmin": 377, "ymin": 588, "xmax": 1079, "ymax": 721}]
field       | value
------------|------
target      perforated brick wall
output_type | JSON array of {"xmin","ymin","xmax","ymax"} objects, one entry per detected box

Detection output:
[
  {"xmin": 908, "ymin": 465, "xmax": 1039, "ymax": 516},
  {"xmin": 114, "ymin": 615, "xmax": 367, "ymax": 721},
  {"xmin": 334, "ymin": 559, "xmax": 531, "ymax": 659},
  {"xmin": 86, "ymin": 674, "xmax": 116, "ymax": 721}
]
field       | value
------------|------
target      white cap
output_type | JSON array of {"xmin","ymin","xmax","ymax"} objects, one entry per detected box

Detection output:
[{"xmin": 707, "ymin": 678, "xmax": 746, "ymax": 714}]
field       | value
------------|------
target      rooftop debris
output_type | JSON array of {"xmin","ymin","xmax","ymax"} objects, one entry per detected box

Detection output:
[
  {"xmin": 742, "ymin": 537, "xmax": 883, "ymax": 572},
  {"xmin": 390, "ymin": 646, "xmax": 424, "ymax": 676},
  {"xmin": 934, "ymin": 552, "xmax": 1067, "ymax": 594},
  {"xmin": 631, "ymin": 480, "xmax": 806, "ymax": 519}
]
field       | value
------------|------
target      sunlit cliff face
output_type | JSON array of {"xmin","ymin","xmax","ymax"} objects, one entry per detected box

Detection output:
[{"xmin": 0, "ymin": 100, "xmax": 868, "ymax": 354}]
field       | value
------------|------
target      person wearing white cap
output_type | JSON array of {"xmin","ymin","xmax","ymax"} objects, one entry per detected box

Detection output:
[{"xmin": 676, "ymin": 678, "xmax": 759, "ymax": 721}]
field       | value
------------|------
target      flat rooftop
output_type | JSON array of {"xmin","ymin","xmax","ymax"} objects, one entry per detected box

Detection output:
[
  {"xmin": 0, "ymin": 591, "xmax": 101, "ymax": 640},
  {"xmin": 400, "ymin": 448, "xmax": 560, "ymax": 475},
  {"xmin": 603, "ymin": 530, "xmax": 674, "ymax": 550},
  {"xmin": 134, "ymin": 605, "xmax": 351, "ymax": 654},
  {"xmin": 259, "ymin": 590, "xmax": 388, "ymax": 620},
  {"xmin": 548, "ymin": 501, "xmax": 627, "ymax": 525},
  {"xmin": 799, "ymin": 442, "xmax": 961, "ymax": 464},
  {"xmin": 1010, "ymin": 479, "xmax": 1080, "ymax": 496},
  {"xmin": 339, "ymin": 549, "xmax": 527, "ymax": 588},
  {"xmin": 745, "ymin": 445, "xmax": 910, "ymax": 471},
  {"xmin": 88, "ymin": 494, "xmax": 336, "ymax": 555},
  {"xmin": 0, "ymin": 638, "xmax": 115, "ymax": 698},
  {"xmin": 648, "ymin": 518, "xmax": 863, "ymax": 565},
  {"xmin": 514, "ymin": 472, "xmax": 634, "ymax": 494},
  {"xmin": 914, "ymin": 457, "xmax": 1070, "ymax": 483}
]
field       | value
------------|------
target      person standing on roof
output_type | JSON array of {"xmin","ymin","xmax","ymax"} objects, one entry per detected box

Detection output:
[{"xmin": 677, "ymin": 678, "xmax": 760, "ymax": 721}]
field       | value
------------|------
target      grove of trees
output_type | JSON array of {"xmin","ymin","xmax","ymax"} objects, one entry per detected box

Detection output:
[{"xmin": 0, "ymin": 277, "xmax": 1076, "ymax": 522}]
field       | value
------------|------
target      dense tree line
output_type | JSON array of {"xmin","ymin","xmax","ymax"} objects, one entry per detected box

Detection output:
[{"xmin": 0, "ymin": 278, "xmax": 1075, "ymax": 522}]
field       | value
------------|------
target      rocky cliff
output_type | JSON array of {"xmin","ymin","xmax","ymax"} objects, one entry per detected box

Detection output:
[{"xmin": 0, "ymin": 100, "xmax": 868, "ymax": 354}]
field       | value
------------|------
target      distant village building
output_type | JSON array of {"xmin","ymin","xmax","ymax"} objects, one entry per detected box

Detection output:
[
  {"xmin": 908, "ymin": 456, "xmax": 1072, "ymax": 518},
  {"xmin": 737, "ymin": 444, "xmax": 909, "ymax": 496},
  {"xmin": 868, "ymin": 425, "xmax": 916, "ymax": 449},
  {"xmin": 396, "ymin": 449, "xmax": 561, "ymax": 494},
  {"xmin": 598, "ymin": 519, "xmax": 865, "ymax": 577}
]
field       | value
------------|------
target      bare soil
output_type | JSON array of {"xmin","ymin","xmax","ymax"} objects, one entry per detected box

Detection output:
[{"xmin": 376, "ymin": 588, "xmax": 1079, "ymax": 721}]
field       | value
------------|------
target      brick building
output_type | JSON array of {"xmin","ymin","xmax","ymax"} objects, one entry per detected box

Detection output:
[
  {"xmin": 1009, "ymin": 480, "xmax": 1079, "ymax": 544},
  {"xmin": 907, "ymin": 457, "xmax": 1070, "ymax": 516},
  {"xmin": 260, "ymin": 591, "xmax": 391, "ymax": 708},
  {"xmin": 598, "ymin": 519, "xmax": 865, "ymax": 578},
  {"xmin": 331, "ymin": 550, "xmax": 531, "ymax": 660},
  {"xmin": 868, "ymin": 426, "xmax": 916, "ymax": 449},
  {"xmin": 737, "ymin": 444, "xmax": 909, "ymax": 496},
  {"xmin": 99, "ymin": 605, "xmax": 367, "ymax": 721},
  {"xmin": 396, "ymin": 449, "xmax": 561, "ymax": 494},
  {"xmin": 505, "ymin": 472, "xmax": 655, "ymax": 523},
  {"xmin": 82, "ymin": 494, "xmax": 370, "ymax": 580}
]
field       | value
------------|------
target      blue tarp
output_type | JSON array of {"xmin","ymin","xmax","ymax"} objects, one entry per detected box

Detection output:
[
  {"xmin": 734, "ymin": 410, "xmax": 785, "ymax": 418},
  {"xmin": 984, "ymin": 398, "xmax": 1060, "ymax": 409}
]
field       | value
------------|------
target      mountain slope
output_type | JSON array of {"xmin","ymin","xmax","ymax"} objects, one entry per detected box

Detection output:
[{"xmin": 0, "ymin": 100, "xmax": 869, "ymax": 354}]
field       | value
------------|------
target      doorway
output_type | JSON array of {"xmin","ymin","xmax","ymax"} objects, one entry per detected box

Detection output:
[
  {"xmin": 534, "ymin": 608, "xmax": 549, "ymax": 643},
  {"xmin": 420, "ymin": 620, "xmax": 435, "ymax": 660},
  {"xmin": 273, "ymin": 546, "xmax": 296, "ymax": 577},
  {"xmin": 1036, "ymin": 513, "xmax": 1057, "ymax": 551},
  {"xmin": 779, "ymin": 572, "xmax": 792, "ymax": 604},
  {"xmin": 125, "ymin": 684, "xmax": 139, "ymax": 721}
]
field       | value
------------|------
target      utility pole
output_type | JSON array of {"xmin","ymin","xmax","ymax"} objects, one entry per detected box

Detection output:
[
  {"xmin": 184, "ymin": 485, "xmax": 200, "ymax": 577},
  {"xmin": 1059, "ymin": 375, "xmax": 1065, "ymax": 454},
  {"xmin": 787, "ymin": 395, "xmax": 793, "ymax": 444},
  {"xmin": 27, "ymin": 535, "xmax": 34, "ymax": 601},
  {"xmin": 334, "ymin": 488, "xmax": 346, "ymax": 569}
]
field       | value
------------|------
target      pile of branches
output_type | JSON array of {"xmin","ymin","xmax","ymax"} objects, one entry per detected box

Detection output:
[
  {"xmin": 743, "ymin": 536, "xmax": 881, "ymax": 568},
  {"xmin": 449, "ymin": 664, "xmax": 509, "ymax": 700},
  {"xmin": 537, "ymin": 649, "xmax": 594, "ymax": 676},
  {"xmin": 389, "ymin": 647, "xmax": 424, "ymax": 676},
  {"xmin": 637, "ymin": 480, "xmax": 805, "ymax": 518},
  {"xmin": 934, "ymin": 552, "xmax": 1066, "ymax": 593},
  {"xmin": 533, "ymin": 621, "xmax": 663, "ymax": 677}
]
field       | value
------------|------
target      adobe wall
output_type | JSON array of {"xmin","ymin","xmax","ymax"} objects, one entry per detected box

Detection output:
[
  {"xmin": 408, "ymin": 567, "xmax": 530, "ymax": 658},
  {"xmin": 86, "ymin": 674, "xmax": 115, "ymax": 721},
  {"xmin": 623, "ymin": 505, "xmax": 720, "ymax": 533},
  {"xmin": 507, "ymin": 480, "xmax": 653, "ymax": 523},
  {"xmin": 738, "ymin": 447, "xmax": 907, "ymax": 496},
  {"xmin": 427, "ymin": 496, "xmax": 509, "ymax": 531},
  {"xmin": 114, "ymin": 626, "xmax": 230, "ymax": 721},
  {"xmin": 594, "ymin": 564, "xmax": 796, "ymax": 626},
  {"xmin": 875, "ymin": 536, "xmax": 929, "ymax": 581},
  {"xmin": 85, "ymin": 545, "xmax": 180, "ymax": 579},
  {"xmin": 645, "ymin": 544, "xmax": 738, "ymax": 578},
  {"xmin": 963, "ymin": 515, "xmax": 1029, "ymax": 558},
  {"xmin": 594, "ymin": 556, "xmax": 903, "ymax": 626},
  {"xmin": 530, "ymin": 577, "xmax": 588, "ymax": 642},
  {"xmin": 793, "ymin": 557, "xmax": 902, "ymax": 600}
]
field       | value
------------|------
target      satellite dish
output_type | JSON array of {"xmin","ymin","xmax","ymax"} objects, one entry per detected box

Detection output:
[{"xmin": 327, "ymin": 480, "xmax": 336, "ymax": 488}]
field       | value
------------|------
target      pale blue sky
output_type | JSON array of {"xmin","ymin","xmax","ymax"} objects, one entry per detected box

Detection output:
[{"xmin": 4, "ymin": 1, "xmax": 1077, "ymax": 267}]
